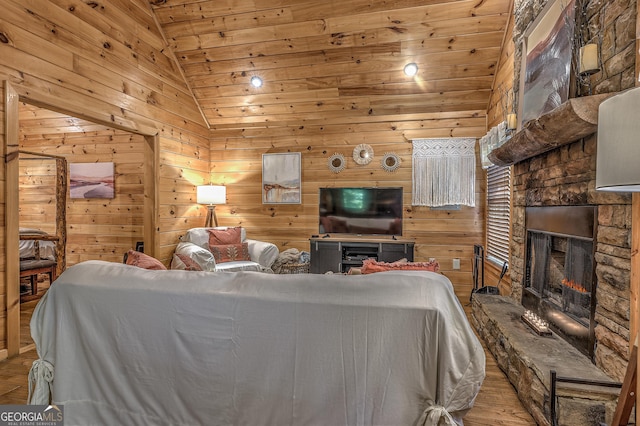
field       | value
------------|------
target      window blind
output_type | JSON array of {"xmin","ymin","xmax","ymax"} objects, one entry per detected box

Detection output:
[{"xmin": 486, "ymin": 165, "xmax": 511, "ymax": 265}]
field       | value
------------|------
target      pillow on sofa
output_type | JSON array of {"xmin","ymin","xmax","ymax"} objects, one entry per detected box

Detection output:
[
  {"xmin": 170, "ymin": 242, "xmax": 217, "ymax": 272},
  {"xmin": 360, "ymin": 258, "xmax": 439, "ymax": 274},
  {"xmin": 209, "ymin": 242, "xmax": 250, "ymax": 264},
  {"xmin": 207, "ymin": 227, "xmax": 242, "ymax": 246},
  {"xmin": 181, "ymin": 227, "xmax": 246, "ymax": 250},
  {"xmin": 125, "ymin": 250, "xmax": 167, "ymax": 270},
  {"xmin": 173, "ymin": 254, "xmax": 203, "ymax": 271}
]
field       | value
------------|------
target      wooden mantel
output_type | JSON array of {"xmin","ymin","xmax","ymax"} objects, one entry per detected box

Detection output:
[{"xmin": 488, "ymin": 93, "xmax": 615, "ymax": 167}]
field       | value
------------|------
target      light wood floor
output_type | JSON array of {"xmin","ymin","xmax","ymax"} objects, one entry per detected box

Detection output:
[{"xmin": 0, "ymin": 298, "xmax": 536, "ymax": 425}]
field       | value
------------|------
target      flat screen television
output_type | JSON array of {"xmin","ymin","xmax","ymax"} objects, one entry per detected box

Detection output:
[{"xmin": 319, "ymin": 187, "xmax": 403, "ymax": 236}]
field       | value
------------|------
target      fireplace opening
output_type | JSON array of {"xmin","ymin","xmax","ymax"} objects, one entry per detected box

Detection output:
[{"xmin": 522, "ymin": 206, "xmax": 597, "ymax": 359}]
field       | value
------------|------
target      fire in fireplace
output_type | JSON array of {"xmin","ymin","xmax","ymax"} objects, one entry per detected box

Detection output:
[{"xmin": 522, "ymin": 206, "xmax": 597, "ymax": 359}]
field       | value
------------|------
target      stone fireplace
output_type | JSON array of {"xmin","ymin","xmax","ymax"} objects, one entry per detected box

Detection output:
[
  {"xmin": 510, "ymin": 135, "xmax": 631, "ymax": 381},
  {"xmin": 471, "ymin": 0, "xmax": 637, "ymax": 423},
  {"xmin": 473, "ymin": 133, "xmax": 632, "ymax": 425},
  {"xmin": 522, "ymin": 205, "xmax": 598, "ymax": 358}
]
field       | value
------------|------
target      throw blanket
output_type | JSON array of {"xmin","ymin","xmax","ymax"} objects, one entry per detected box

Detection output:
[
  {"xmin": 30, "ymin": 261, "xmax": 485, "ymax": 426},
  {"xmin": 271, "ymin": 247, "xmax": 308, "ymax": 273}
]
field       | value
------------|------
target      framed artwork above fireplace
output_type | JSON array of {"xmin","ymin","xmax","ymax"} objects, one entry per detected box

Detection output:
[{"xmin": 519, "ymin": 0, "xmax": 576, "ymax": 127}]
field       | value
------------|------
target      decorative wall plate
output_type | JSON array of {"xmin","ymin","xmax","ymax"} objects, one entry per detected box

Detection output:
[
  {"xmin": 381, "ymin": 152, "xmax": 401, "ymax": 172},
  {"xmin": 327, "ymin": 153, "xmax": 346, "ymax": 173},
  {"xmin": 353, "ymin": 144, "xmax": 374, "ymax": 165}
]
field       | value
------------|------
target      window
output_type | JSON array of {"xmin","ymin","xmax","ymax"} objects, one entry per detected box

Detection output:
[{"xmin": 486, "ymin": 165, "xmax": 511, "ymax": 265}]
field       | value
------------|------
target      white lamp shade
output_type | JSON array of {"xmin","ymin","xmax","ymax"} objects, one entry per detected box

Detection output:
[
  {"xmin": 197, "ymin": 185, "xmax": 226, "ymax": 204},
  {"xmin": 596, "ymin": 87, "xmax": 640, "ymax": 192}
]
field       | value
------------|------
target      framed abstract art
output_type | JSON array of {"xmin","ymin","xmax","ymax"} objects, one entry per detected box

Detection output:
[{"xmin": 262, "ymin": 153, "xmax": 301, "ymax": 204}]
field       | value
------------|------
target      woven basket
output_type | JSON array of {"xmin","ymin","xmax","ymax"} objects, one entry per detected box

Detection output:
[{"xmin": 279, "ymin": 263, "xmax": 310, "ymax": 274}]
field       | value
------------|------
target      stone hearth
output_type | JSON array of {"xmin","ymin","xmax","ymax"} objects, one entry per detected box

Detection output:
[{"xmin": 472, "ymin": 294, "xmax": 619, "ymax": 426}]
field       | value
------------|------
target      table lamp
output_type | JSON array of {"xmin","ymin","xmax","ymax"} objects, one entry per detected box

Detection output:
[{"xmin": 197, "ymin": 185, "xmax": 226, "ymax": 227}]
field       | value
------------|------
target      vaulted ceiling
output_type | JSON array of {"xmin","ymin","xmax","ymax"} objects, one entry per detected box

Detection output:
[{"xmin": 149, "ymin": 0, "xmax": 512, "ymax": 130}]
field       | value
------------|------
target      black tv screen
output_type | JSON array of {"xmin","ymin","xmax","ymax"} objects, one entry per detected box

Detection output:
[{"xmin": 319, "ymin": 187, "xmax": 403, "ymax": 236}]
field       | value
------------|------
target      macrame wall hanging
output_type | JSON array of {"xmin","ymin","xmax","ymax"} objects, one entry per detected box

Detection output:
[{"xmin": 412, "ymin": 138, "xmax": 476, "ymax": 207}]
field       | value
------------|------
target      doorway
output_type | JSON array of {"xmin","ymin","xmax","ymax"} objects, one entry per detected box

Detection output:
[{"xmin": 5, "ymin": 81, "xmax": 158, "ymax": 356}]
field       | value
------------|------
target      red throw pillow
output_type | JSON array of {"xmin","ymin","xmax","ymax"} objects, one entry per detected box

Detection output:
[
  {"xmin": 207, "ymin": 227, "xmax": 242, "ymax": 246},
  {"xmin": 175, "ymin": 253, "xmax": 203, "ymax": 271},
  {"xmin": 360, "ymin": 259, "xmax": 439, "ymax": 274},
  {"xmin": 125, "ymin": 250, "xmax": 167, "ymax": 270},
  {"xmin": 209, "ymin": 242, "xmax": 250, "ymax": 264}
]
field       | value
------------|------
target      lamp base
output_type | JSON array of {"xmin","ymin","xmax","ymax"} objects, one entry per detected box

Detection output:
[{"xmin": 205, "ymin": 205, "xmax": 218, "ymax": 228}]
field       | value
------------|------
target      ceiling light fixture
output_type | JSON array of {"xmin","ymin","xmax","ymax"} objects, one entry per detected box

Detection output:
[
  {"xmin": 404, "ymin": 63, "xmax": 418, "ymax": 77},
  {"xmin": 250, "ymin": 76, "xmax": 263, "ymax": 88}
]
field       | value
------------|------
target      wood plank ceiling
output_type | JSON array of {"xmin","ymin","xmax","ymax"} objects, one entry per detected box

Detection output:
[{"xmin": 149, "ymin": 0, "xmax": 512, "ymax": 130}]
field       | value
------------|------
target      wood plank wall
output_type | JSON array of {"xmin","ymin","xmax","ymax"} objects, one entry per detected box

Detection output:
[
  {"xmin": 18, "ymin": 156, "xmax": 57, "ymax": 235},
  {"xmin": 210, "ymin": 112, "xmax": 487, "ymax": 301},
  {"xmin": 0, "ymin": 0, "xmax": 210, "ymax": 355},
  {"xmin": 19, "ymin": 104, "xmax": 145, "ymax": 264},
  {"xmin": 0, "ymin": 0, "xmax": 500, "ymax": 354}
]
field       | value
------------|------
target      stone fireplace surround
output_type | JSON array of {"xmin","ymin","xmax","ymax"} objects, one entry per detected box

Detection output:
[
  {"xmin": 511, "ymin": 133, "xmax": 632, "ymax": 381},
  {"xmin": 474, "ymin": 0, "xmax": 637, "ymax": 422},
  {"xmin": 472, "ymin": 131, "xmax": 633, "ymax": 424},
  {"xmin": 522, "ymin": 205, "xmax": 598, "ymax": 359}
]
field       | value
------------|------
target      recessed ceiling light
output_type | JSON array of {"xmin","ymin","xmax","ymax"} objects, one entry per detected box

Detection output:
[
  {"xmin": 250, "ymin": 76, "xmax": 263, "ymax": 88},
  {"xmin": 404, "ymin": 63, "xmax": 418, "ymax": 77}
]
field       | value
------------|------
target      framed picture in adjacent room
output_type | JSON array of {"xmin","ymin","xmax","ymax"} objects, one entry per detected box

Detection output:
[
  {"xmin": 262, "ymin": 153, "xmax": 301, "ymax": 204},
  {"xmin": 69, "ymin": 162, "xmax": 115, "ymax": 199}
]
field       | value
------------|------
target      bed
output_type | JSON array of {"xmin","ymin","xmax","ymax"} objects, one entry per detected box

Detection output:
[
  {"xmin": 19, "ymin": 228, "xmax": 56, "ymax": 261},
  {"xmin": 19, "ymin": 228, "xmax": 59, "ymax": 297},
  {"xmin": 29, "ymin": 260, "xmax": 485, "ymax": 426}
]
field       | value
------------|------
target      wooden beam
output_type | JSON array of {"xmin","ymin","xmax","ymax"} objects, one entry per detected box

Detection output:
[
  {"xmin": 56, "ymin": 158, "xmax": 67, "ymax": 276},
  {"xmin": 4, "ymin": 80, "xmax": 19, "ymax": 357},
  {"xmin": 144, "ymin": 135, "xmax": 159, "ymax": 258},
  {"xmin": 634, "ymin": 0, "xmax": 640, "ymax": 413},
  {"xmin": 612, "ymin": 340, "xmax": 637, "ymax": 425},
  {"xmin": 488, "ymin": 93, "xmax": 613, "ymax": 166}
]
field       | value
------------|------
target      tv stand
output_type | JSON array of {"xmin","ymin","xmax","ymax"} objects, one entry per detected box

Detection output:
[{"xmin": 309, "ymin": 236, "xmax": 414, "ymax": 274}]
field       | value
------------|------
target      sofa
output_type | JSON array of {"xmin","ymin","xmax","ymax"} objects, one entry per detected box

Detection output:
[
  {"xmin": 29, "ymin": 260, "xmax": 485, "ymax": 426},
  {"xmin": 170, "ymin": 226, "xmax": 279, "ymax": 273}
]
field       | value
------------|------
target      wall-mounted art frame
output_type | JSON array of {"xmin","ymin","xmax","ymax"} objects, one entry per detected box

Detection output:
[
  {"xmin": 262, "ymin": 152, "xmax": 301, "ymax": 204},
  {"xmin": 69, "ymin": 162, "xmax": 115, "ymax": 199},
  {"xmin": 519, "ymin": 0, "xmax": 576, "ymax": 127}
]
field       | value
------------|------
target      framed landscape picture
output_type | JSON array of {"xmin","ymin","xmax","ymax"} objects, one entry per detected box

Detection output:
[
  {"xmin": 262, "ymin": 153, "xmax": 301, "ymax": 204},
  {"xmin": 69, "ymin": 162, "xmax": 115, "ymax": 199},
  {"xmin": 520, "ymin": 0, "xmax": 576, "ymax": 126}
]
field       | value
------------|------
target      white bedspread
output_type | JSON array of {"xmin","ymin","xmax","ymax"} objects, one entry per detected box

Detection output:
[
  {"xmin": 30, "ymin": 260, "xmax": 485, "ymax": 426},
  {"xmin": 19, "ymin": 228, "xmax": 56, "ymax": 260}
]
